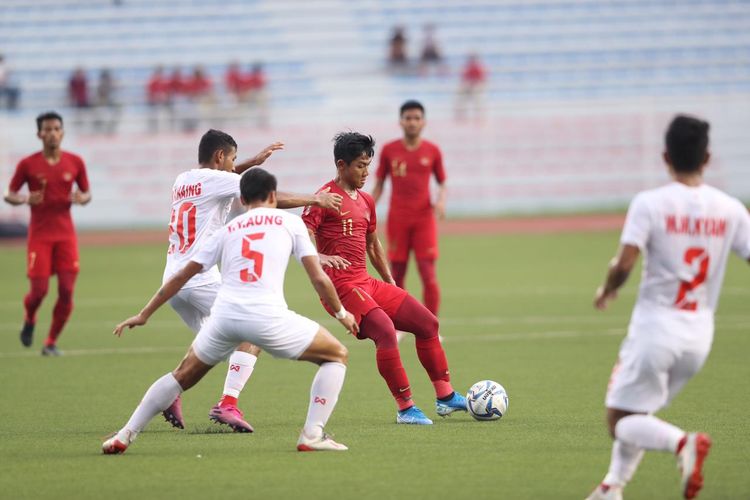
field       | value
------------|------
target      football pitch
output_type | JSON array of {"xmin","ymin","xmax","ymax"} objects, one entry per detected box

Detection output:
[{"xmin": 1, "ymin": 229, "xmax": 748, "ymax": 499}]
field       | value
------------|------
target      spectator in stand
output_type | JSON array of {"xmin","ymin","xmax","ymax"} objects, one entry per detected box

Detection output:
[
  {"xmin": 419, "ymin": 24, "xmax": 445, "ymax": 76},
  {"xmin": 68, "ymin": 67, "xmax": 90, "ymax": 129},
  {"xmin": 93, "ymin": 69, "xmax": 119, "ymax": 134},
  {"xmin": 147, "ymin": 66, "xmax": 172, "ymax": 132},
  {"xmin": 169, "ymin": 67, "xmax": 191, "ymax": 132},
  {"xmin": 455, "ymin": 53, "xmax": 488, "ymax": 122},
  {"xmin": 244, "ymin": 62, "xmax": 269, "ymax": 128},
  {"xmin": 68, "ymin": 68, "xmax": 89, "ymax": 108},
  {"xmin": 388, "ymin": 26, "xmax": 408, "ymax": 70},
  {"xmin": 182, "ymin": 66, "xmax": 214, "ymax": 132},
  {"xmin": 225, "ymin": 61, "xmax": 245, "ymax": 103},
  {"xmin": 0, "ymin": 54, "xmax": 20, "ymax": 110}
]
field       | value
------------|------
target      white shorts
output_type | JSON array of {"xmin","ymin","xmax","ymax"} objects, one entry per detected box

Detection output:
[
  {"xmin": 605, "ymin": 333, "xmax": 709, "ymax": 413},
  {"xmin": 191, "ymin": 307, "xmax": 320, "ymax": 365},
  {"xmin": 168, "ymin": 282, "xmax": 221, "ymax": 334}
]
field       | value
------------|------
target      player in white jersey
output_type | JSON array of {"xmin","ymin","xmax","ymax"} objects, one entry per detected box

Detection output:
[
  {"xmin": 103, "ymin": 168, "xmax": 358, "ymax": 454},
  {"xmin": 161, "ymin": 129, "xmax": 343, "ymax": 433},
  {"xmin": 586, "ymin": 116, "xmax": 750, "ymax": 500}
]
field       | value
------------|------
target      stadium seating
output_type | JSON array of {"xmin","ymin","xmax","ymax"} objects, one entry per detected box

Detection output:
[{"xmin": 1, "ymin": 0, "xmax": 749, "ymax": 110}]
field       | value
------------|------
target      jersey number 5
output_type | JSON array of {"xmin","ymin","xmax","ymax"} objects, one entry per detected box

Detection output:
[
  {"xmin": 240, "ymin": 232, "xmax": 266, "ymax": 283},
  {"xmin": 674, "ymin": 247, "xmax": 709, "ymax": 311},
  {"xmin": 169, "ymin": 202, "xmax": 197, "ymax": 253}
]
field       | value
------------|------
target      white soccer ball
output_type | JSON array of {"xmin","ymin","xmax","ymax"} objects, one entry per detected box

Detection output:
[{"xmin": 466, "ymin": 380, "xmax": 509, "ymax": 421}]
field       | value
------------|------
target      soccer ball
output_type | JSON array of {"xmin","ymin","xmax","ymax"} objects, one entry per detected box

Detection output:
[{"xmin": 466, "ymin": 380, "xmax": 509, "ymax": 421}]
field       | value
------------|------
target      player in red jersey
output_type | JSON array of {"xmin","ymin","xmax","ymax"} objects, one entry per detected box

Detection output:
[
  {"xmin": 303, "ymin": 132, "xmax": 465, "ymax": 424},
  {"xmin": 4, "ymin": 111, "xmax": 91, "ymax": 356},
  {"xmin": 372, "ymin": 100, "xmax": 446, "ymax": 316}
]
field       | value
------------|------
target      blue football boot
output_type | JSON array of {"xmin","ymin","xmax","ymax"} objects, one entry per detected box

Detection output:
[{"xmin": 436, "ymin": 391, "xmax": 468, "ymax": 417}]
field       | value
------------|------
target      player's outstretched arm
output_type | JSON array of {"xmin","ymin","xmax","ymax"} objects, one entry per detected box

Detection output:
[
  {"xmin": 594, "ymin": 244, "xmax": 640, "ymax": 310},
  {"xmin": 233, "ymin": 141, "xmax": 284, "ymax": 174},
  {"xmin": 366, "ymin": 231, "xmax": 395, "ymax": 285},
  {"xmin": 113, "ymin": 261, "xmax": 203, "ymax": 336},
  {"xmin": 301, "ymin": 255, "xmax": 358, "ymax": 336},
  {"xmin": 277, "ymin": 191, "xmax": 343, "ymax": 211}
]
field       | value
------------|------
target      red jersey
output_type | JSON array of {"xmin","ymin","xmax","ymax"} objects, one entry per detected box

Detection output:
[
  {"xmin": 302, "ymin": 180, "xmax": 377, "ymax": 285},
  {"xmin": 8, "ymin": 151, "xmax": 89, "ymax": 241},
  {"xmin": 376, "ymin": 139, "xmax": 446, "ymax": 214}
]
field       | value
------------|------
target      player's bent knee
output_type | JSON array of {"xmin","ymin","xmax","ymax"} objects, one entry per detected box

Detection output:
[{"xmin": 237, "ymin": 342, "xmax": 261, "ymax": 357}]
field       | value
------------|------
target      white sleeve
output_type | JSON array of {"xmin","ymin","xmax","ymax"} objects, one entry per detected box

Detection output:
[
  {"xmin": 289, "ymin": 215, "xmax": 318, "ymax": 262},
  {"xmin": 212, "ymin": 171, "xmax": 241, "ymax": 199},
  {"xmin": 731, "ymin": 201, "xmax": 750, "ymax": 260},
  {"xmin": 620, "ymin": 192, "xmax": 651, "ymax": 250},
  {"xmin": 191, "ymin": 227, "xmax": 224, "ymax": 272}
]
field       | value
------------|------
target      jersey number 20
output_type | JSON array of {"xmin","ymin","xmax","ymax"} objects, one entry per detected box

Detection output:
[{"xmin": 674, "ymin": 247, "xmax": 709, "ymax": 311}]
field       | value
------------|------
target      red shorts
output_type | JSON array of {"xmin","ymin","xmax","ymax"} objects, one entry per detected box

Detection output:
[
  {"xmin": 325, "ymin": 276, "xmax": 408, "ymax": 326},
  {"xmin": 386, "ymin": 211, "xmax": 438, "ymax": 263},
  {"xmin": 27, "ymin": 238, "xmax": 79, "ymax": 278}
]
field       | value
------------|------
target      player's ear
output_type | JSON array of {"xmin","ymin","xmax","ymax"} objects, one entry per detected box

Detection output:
[
  {"xmin": 268, "ymin": 191, "xmax": 277, "ymax": 205},
  {"xmin": 335, "ymin": 159, "xmax": 347, "ymax": 170},
  {"xmin": 214, "ymin": 149, "xmax": 224, "ymax": 165},
  {"xmin": 662, "ymin": 151, "xmax": 672, "ymax": 167},
  {"xmin": 702, "ymin": 152, "xmax": 710, "ymax": 167},
  {"xmin": 240, "ymin": 195, "xmax": 248, "ymax": 206}
]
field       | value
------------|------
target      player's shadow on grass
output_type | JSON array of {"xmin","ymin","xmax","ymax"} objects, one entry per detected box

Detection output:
[{"xmin": 187, "ymin": 425, "xmax": 236, "ymax": 435}]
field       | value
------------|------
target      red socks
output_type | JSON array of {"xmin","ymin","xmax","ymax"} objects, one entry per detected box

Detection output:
[
  {"xmin": 45, "ymin": 272, "xmax": 76, "ymax": 347},
  {"xmin": 391, "ymin": 261, "xmax": 407, "ymax": 289},
  {"xmin": 416, "ymin": 258, "xmax": 440, "ymax": 315},
  {"xmin": 375, "ymin": 348, "xmax": 413, "ymax": 410},
  {"xmin": 219, "ymin": 395, "xmax": 238, "ymax": 408},
  {"xmin": 23, "ymin": 277, "xmax": 49, "ymax": 324},
  {"xmin": 415, "ymin": 337, "xmax": 453, "ymax": 399}
]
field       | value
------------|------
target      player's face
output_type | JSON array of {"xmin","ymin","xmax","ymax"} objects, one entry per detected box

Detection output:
[
  {"xmin": 37, "ymin": 119, "xmax": 64, "ymax": 149},
  {"xmin": 219, "ymin": 147, "xmax": 237, "ymax": 172},
  {"xmin": 400, "ymin": 109, "xmax": 424, "ymax": 139},
  {"xmin": 340, "ymin": 153, "xmax": 372, "ymax": 189}
]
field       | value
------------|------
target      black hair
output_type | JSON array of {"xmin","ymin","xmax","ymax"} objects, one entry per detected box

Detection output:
[
  {"xmin": 400, "ymin": 100, "xmax": 425, "ymax": 116},
  {"xmin": 665, "ymin": 115, "xmax": 710, "ymax": 173},
  {"xmin": 240, "ymin": 168, "xmax": 277, "ymax": 203},
  {"xmin": 198, "ymin": 129, "xmax": 237, "ymax": 164},
  {"xmin": 333, "ymin": 132, "xmax": 375, "ymax": 165},
  {"xmin": 36, "ymin": 111, "xmax": 63, "ymax": 132}
]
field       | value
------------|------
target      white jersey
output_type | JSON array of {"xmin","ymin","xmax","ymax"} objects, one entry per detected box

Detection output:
[
  {"xmin": 621, "ymin": 182, "xmax": 750, "ymax": 319},
  {"xmin": 162, "ymin": 168, "xmax": 241, "ymax": 288},
  {"xmin": 192, "ymin": 207, "xmax": 318, "ymax": 318}
]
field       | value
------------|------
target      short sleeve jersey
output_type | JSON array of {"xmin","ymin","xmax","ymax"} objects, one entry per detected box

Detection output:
[
  {"xmin": 192, "ymin": 208, "xmax": 317, "ymax": 315},
  {"xmin": 163, "ymin": 168, "xmax": 240, "ymax": 288},
  {"xmin": 8, "ymin": 151, "xmax": 89, "ymax": 241},
  {"xmin": 302, "ymin": 180, "xmax": 377, "ymax": 285},
  {"xmin": 376, "ymin": 139, "xmax": 446, "ymax": 214},
  {"xmin": 621, "ymin": 182, "xmax": 750, "ymax": 313}
]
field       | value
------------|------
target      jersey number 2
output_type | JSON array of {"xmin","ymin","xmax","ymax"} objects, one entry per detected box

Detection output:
[
  {"xmin": 240, "ymin": 232, "xmax": 266, "ymax": 283},
  {"xmin": 170, "ymin": 202, "xmax": 197, "ymax": 253},
  {"xmin": 674, "ymin": 247, "xmax": 709, "ymax": 311}
]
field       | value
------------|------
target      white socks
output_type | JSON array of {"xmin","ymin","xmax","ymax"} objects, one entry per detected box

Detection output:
[
  {"xmin": 118, "ymin": 373, "xmax": 183, "ymax": 442},
  {"xmin": 603, "ymin": 440, "xmax": 645, "ymax": 487},
  {"xmin": 222, "ymin": 351, "xmax": 257, "ymax": 398},
  {"xmin": 302, "ymin": 362, "xmax": 346, "ymax": 438},
  {"xmin": 615, "ymin": 414, "xmax": 685, "ymax": 452}
]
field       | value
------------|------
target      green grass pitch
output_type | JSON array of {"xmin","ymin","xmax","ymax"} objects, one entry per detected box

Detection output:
[{"xmin": 0, "ymin": 230, "xmax": 748, "ymax": 499}]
